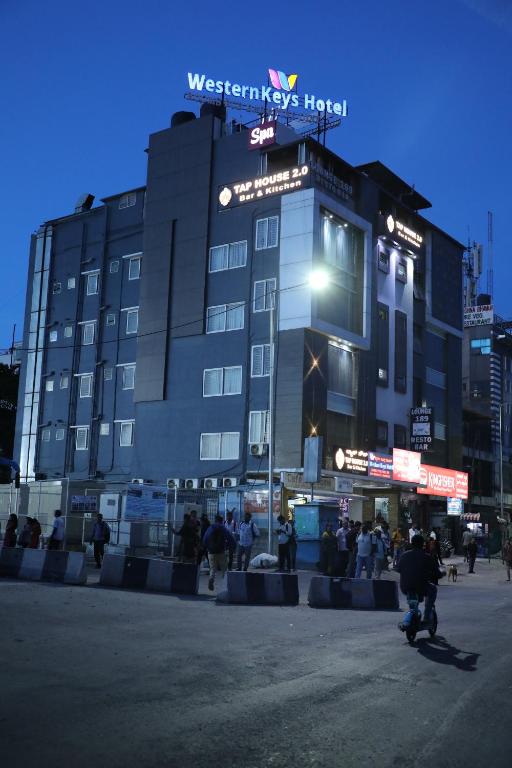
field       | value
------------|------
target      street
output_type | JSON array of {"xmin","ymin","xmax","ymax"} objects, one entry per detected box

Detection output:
[{"xmin": 1, "ymin": 558, "xmax": 511, "ymax": 768}]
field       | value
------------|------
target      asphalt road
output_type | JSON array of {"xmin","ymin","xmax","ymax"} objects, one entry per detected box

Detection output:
[{"xmin": 1, "ymin": 557, "xmax": 511, "ymax": 768}]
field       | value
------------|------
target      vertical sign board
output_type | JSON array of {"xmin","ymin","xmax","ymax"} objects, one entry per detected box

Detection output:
[
  {"xmin": 304, "ymin": 436, "xmax": 323, "ymax": 483},
  {"xmin": 410, "ymin": 407, "xmax": 433, "ymax": 452},
  {"xmin": 392, "ymin": 449, "xmax": 421, "ymax": 483},
  {"xmin": 447, "ymin": 497, "xmax": 463, "ymax": 515}
]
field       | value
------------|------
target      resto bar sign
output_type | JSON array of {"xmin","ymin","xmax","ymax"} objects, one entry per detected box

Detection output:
[
  {"xmin": 417, "ymin": 465, "xmax": 468, "ymax": 500},
  {"xmin": 219, "ymin": 165, "xmax": 309, "ymax": 209}
]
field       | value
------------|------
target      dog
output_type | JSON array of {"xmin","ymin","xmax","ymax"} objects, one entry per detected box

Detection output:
[{"xmin": 448, "ymin": 564, "xmax": 458, "ymax": 582}]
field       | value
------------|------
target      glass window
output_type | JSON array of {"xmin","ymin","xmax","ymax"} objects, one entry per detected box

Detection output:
[
  {"xmin": 200, "ymin": 432, "xmax": 221, "ymax": 459},
  {"xmin": 394, "ymin": 425, "xmax": 407, "ymax": 449},
  {"xmin": 251, "ymin": 344, "xmax": 271, "ymax": 377},
  {"xmin": 49, "ymin": 330, "xmax": 58, "ymax": 343},
  {"xmin": 64, "ymin": 325, "xmax": 73, "ymax": 338},
  {"xmin": 200, "ymin": 432, "xmax": 240, "ymax": 460},
  {"xmin": 104, "ymin": 367, "xmax": 113, "ymax": 381},
  {"xmin": 60, "ymin": 374, "xmax": 69, "ymax": 389},
  {"xmin": 119, "ymin": 422, "xmax": 134, "ymax": 447},
  {"xmin": 203, "ymin": 368, "xmax": 223, "ymax": 396},
  {"xmin": 75, "ymin": 427, "xmax": 89, "ymax": 451},
  {"xmin": 220, "ymin": 432, "xmax": 239, "ymax": 459},
  {"xmin": 128, "ymin": 256, "xmax": 141, "ymax": 280},
  {"xmin": 122, "ymin": 365, "xmax": 135, "ymax": 390},
  {"xmin": 226, "ymin": 302, "xmax": 244, "ymax": 330},
  {"xmin": 249, "ymin": 410, "xmax": 270, "ymax": 443},
  {"xmin": 41, "ymin": 427, "xmax": 51, "ymax": 442},
  {"xmin": 209, "ymin": 245, "xmax": 229, "ymax": 272},
  {"xmin": 255, "ymin": 216, "xmax": 279, "ymax": 250},
  {"xmin": 119, "ymin": 192, "xmax": 136, "ymax": 209},
  {"xmin": 470, "ymin": 338, "xmax": 491, "ymax": 355},
  {"xmin": 100, "ymin": 423, "xmax": 110, "ymax": 436},
  {"xmin": 110, "ymin": 260, "xmax": 119, "ymax": 274},
  {"xmin": 327, "ymin": 343, "xmax": 353, "ymax": 396},
  {"xmin": 203, "ymin": 366, "xmax": 242, "ymax": 396},
  {"xmin": 82, "ymin": 322, "xmax": 95, "ymax": 345},
  {"xmin": 67, "ymin": 277, "xmax": 76, "ymax": 290},
  {"xmin": 45, "ymin": 380, "xmax": 54, "ymax": 392},
  {"xmin": 55, "ymin": 428, "xmax": 65, "ymax": 441},
  {"xmin": 206, "ymin": 303, "xmax": 244, "ymax": 333},
  {"xmin": 376, "ymin": 420, "xmax": 388, "ymax": 446},
  {"xmin": 86, "ymin": 273, "xmax": 99, "ymax": 295},
  {"xmin": 229, "ymin": 241, "xmax": 247, "ymax": 268},
  {"xmin": 253, "ymin": 279, "xmax": 276, "ymax": 312},
  {"xmin": 426, "ymin": 367, "xmax": 446, "ymax": 389},
  {"xmin": 434, "ymin": 422, "xmax": 446, "ymax": 441},
  {"xmin": 223, "ymin": 366, "xmax": 242, "ymax": 395},
  {"xmin": 378, "ymin": 249, "xmax": 390, "ymax": 273},
  {"xmin": 79, "ymin": 374, "xmax": 93, "ymax": 398},
  {"xmin": 396, "ymin": 256, "xmax": 407, "ymax": 283},
  {"xmin": 106, "ymin": 313, "xmax": 116, "ymax": 327},
  {"xmin": 125, "ymin": 309, "xmax": 139, "ymax": 334}
]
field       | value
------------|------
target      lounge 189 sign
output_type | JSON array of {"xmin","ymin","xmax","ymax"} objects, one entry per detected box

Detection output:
[{"xmin": 219, "ymin": 165, "xmax": 309, "ymax": 209}]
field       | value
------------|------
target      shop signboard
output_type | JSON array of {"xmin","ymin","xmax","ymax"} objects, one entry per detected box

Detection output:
[
  {"xmin": 410, "ymin": 407, "xmax": 433, "ymax": 452},
  {"xmin": 392, "ymin": 449, "xmax": 421, "ymax": 483},
  {"xmin": 71, "ymin": 495, "xmax": 97, "ymax": 513},
  {"xmin": 447, "ymin": 497, "xmax": 463, "ymax": 515},
  {"xmin": 333, "ymin": 447, "xmax": 368, "ymax": 476},
  {"xmin": 383, "ymin": 213, "xmax": 424, "ymax": 250},
  {"xmin": 218, "ymin": 164, "xmax": 309, "ymax": 209},
  {"xmin": 417, "ymin": 465, "xmax": 468, "ymax": 500},
  {"xmin": 368, "ymin": 452, "xmax": 393, "ymax": 480},
  {"xmin": 463, "ymin": 304, "xmax": 493, "ymax": 328},
  {"xmin": 248, "ymin": 119, "xmax": 277, "ymax": 150}
]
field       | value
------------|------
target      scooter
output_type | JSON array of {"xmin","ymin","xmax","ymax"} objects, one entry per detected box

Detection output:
[{"xmin": 399, "ymin": 593, "xmax": 438, "ymax": 643}]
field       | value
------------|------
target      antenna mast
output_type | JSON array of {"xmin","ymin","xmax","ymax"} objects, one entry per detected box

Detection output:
[{"xmin": 487, "ymin": 211, "xmax": 494, "ymax": 299}]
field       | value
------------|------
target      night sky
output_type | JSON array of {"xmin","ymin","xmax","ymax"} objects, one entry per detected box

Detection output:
[{"xmin": 1, "ymin": 0, "xmax": 511, "ymax": 348}]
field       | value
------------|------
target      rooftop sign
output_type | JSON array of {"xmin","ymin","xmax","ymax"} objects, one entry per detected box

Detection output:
[
  {"xmin": 218, "ymin": 164, "xmax": 309, "ymax": 209},
  {"xmin": 464, "ymin": 304, "xmax": 493, "ymax": 327},
  {"xmin": 385, "ymin": 214, "xmax": 423, "ymax": 250}
]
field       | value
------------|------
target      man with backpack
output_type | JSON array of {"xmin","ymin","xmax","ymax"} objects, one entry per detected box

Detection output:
[
  {"xmin": 90, "ymin": 512, "xmax": 111, "ymax": 569},
  {"xmin": 237, "ymin": 512, "xmax": 260, "ymax": 572},
  {"xmin": 203, "ymin": 514, "xmax": 236, "ymax": 591}
]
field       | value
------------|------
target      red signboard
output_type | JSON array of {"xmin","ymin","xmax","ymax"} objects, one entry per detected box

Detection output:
[
  {"xmin": 417, "ymin": 465, "xmax": 468, "ymax": 500},
  {"xmin": 392, "ymin": 449, "xmax": 421, "ymax": 483}
]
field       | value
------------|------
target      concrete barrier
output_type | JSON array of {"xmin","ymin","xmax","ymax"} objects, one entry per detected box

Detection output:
[
  {"xmin": 99, "ymin": 554, "xmax": 199, "ymax": 595},
  {"xmin": 222, "ymin": 571, "xmax": 299, "ymax": 605},
  {"xmin": 0, "ymin": 548, "xmax": 87, "ymax": 585},
  {"xmin": 308, "ymin": 576, "xmax": 399, "ymax": 610}
]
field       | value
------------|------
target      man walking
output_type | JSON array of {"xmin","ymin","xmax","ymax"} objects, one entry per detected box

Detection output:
[
  {"xmin": 47, "ymin": 510, "xmax": 65, "ymax": 551},
  {"xmin": 462, "ymin": 527, "xmax": 472, "ymax": 562},
  {"xmin": 203, "ymin": 514, "xmax": 235, "ymax": 591},
  {"xmin": 467, "ymin": 536, "xmax": 477, "ymax": 574},
  {"xmin": 90, "ymin": 513, "xmax": 111, "ymax": 569},
  {"xmin": 336, "ymin": 519, "xmax": 350, "ymax": 576},
  {"xmin": 275, "ymin": 515, "xmax": 292, "ymax": 572},
  {"xmin": 237, "ymin": 512, "xmax": 259, "ymax": 571}
]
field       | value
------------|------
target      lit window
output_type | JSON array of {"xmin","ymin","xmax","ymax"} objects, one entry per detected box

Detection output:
[
  {"xmin": 378, "ymin": 249, "xmax": 390, "ymax": 274},
  {"xmin": 253, "ymin": 279, "xmax": 276, "ymax": 312},
  {"xmin": 67, "ymin": 277, "xmax": 76, "ymax": 290},
  {"xmin": 64, "ymin": 325, "xmax": 73, "ymax": 338},
  {"xmin": 79, "ymin": 374, "xmax": 93, "ymax": 398},
  {"xmin": 396, "ymin": 256, "xmax": 407, "ymax": 284},
  {"xmin": 45, "ymin": 380, "xmax": 54, "ymax": 392},
  {"xmin": 255, "ymin": 216, "xmax": 279, "ymax": 250},
  {"xmin": 251, "ymin": 344, "xmax": 271, "ymax": 377},
  {"xmin": 203, "ymin": 366, "xmax": 242, "ymax": 397},
  {"xmin": 60, "ymin": 374, "xmax": 69, "ymax": 390},
  {"xmin": 248, "ymin": 410, "xmax": 270, "ymax": 444},
  {"xmin": 82, "ymin": 322, "xmax": 95, "ymax": 345},
  {"xmin": 378, "ymin": 367, "xmax": 388, "ymax": 383},
  {"xmin": 100, "ymin": 422, "xmax": 110, "ymax": 436},
  {"xmin": 75, "ymin": 427, "xmax": 89, "ymax": 451},
  {"xmin": 55, "ymin": 428, "xmax": 65, "ymax": 441},
  {"xmin": 49, "ymin": 330, "xmax": 58, "ymax": 343},
  {"xmin": 86, "ymin": 272, "xmax": 99, "ymax": 295},
  {"xmin": 128, "ymin": 256, "xmax": 141, "ymax": 280},
  {"xmin": 41, "ymin": 427, "xmax": 51, "ymax": 442},
  {"xmin": 206, "ymin": 303, "xmax": 244, "ymax": 333},
  {"xmin": 470, "ymin": 338, "xmax": 491, "ymax": 355},
  {"xmin": 110, "ymin": 260, "xmax": 119, "ymax": 274},
  {"xmin": 125, "ymin": 308, "xmax": 139, "ymax": 335},
  {"xmin": 119, "ymin": 421, "xmax": 134, "ymax": 447},
  {"xmin": 209, "ymin": 241, "xmax": 247, "ymax": 272},
  {"xmin": 119, "ymin": 192, "xmax": 136, "ymax": 209},
  {"xmin": 200, "ymin": 432, "xmax": 239, "ymax": 460},
  {"xmin": 122, "ymin": 365, "xmax": 136, "ymax": 390}
]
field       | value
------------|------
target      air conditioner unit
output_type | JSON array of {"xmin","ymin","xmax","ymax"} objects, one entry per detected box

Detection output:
[
  {"xmin": 131, "ymin": 478, "xmax": 144, "ymax": 484},
  {"xmin": 250, "ymin": 443, "xmax": 268, "ymax": 457},
  {"xmin": 203, "ymin": 477, "xmax": 219, "ymax": 489},
  {"xmin": 184, "ymin": 478, "xmax": 199, "ymax": 490},
  {"xmin": 166, "ymin": 478, "xmax": 182, "ymax": 490},
  {"xmin": 222, "ymin": 477, "xmax": 238, "ymax": 488}
]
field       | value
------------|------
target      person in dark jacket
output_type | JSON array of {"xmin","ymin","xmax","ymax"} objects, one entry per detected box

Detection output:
[
  {"xmin": 196, "ymin": 513, "xmax": 211, "ymax": 567},
  {"xmin": 320, "ymin": 523, "xmax": 338, "ymax": 576},
  {"xmin": 89, "ymin": 513, "xmax": 111, "ymax": 568},
  {"xmin": 203, "ymin": 514, "xmax": 235, "ymax": 591},
  {"xmin": 467, "ymin": 537, "xmax": 478, "ymax": 574},
  {"xmin": 18, "ymin": 517, "xmax": 33, "ymax": 548},
  {"xmin": 30, "ymin": 517, "xmax": 42, "ymax": 549},
  {"xmin": 171, "ymin": 513, "xmax": 199, "ymax": 563},
  {"xmin": 3, "ymin": 513, "xmax": 18, "ymax": 548},
  {"xmin": 397, "ymin": 535, "xmax": 438, "ymax": 622}
]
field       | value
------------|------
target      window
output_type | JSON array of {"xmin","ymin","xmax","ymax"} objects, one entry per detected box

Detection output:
[
  {"xmin": 75, "ymin": 427, "xmax": 89, "ymax": 451},
  {"xmin": 206, "ymin": 303, "xmax": 244, "ymax": 333},
  {"xmin": 413, "ymin": 323, "xmax": 423, "ymax": 354},
  {"xmin": 435, "ymin": 422, "xmax": 446, "ymax": 441},
  {"xmin": 249, "ymin": 410, "xmax": 270, "ymax": 444},
  {"xmin": 119, "ymin": 192, "xmax": 136, "ymax": 209},
  {"xmin": 64, "ymin": 325, "xmax": 73, "ymax": 338},
  {"xmin": 100, "ymin": 422, "xmax": 110, "ymax": 436},
  {"xmin": 209, "ymin": 241, "xmax": 247, "ymax": 272},
  {"xmin": 122, "ymin": 364, "xmax": 136, "ymax": 390},
  {"xmin": 128, "ymin": 256, "xmax": 141, "ymax": 280},
  {"xmin": 125, "ymin": 308, "xmax": 139, "ymax": 335},
  {"xmin": 82, "ymin": 322, "xmax": 95, "ymax": 345},
  {"xmin": 253, "ymin": 279, "xmax": 276, "ymax": 312},
  {"xmin": 60, "ymin": 374, "xmax": 69, "ymax": 390},
  {"xmin": 106, "ymin": 313, "xmax": 116, "ymax": 327},
  {"xmin": 378, "ymin": 249, "xmax": 390, "ymax": 274},
  {"xmin": 394, "ymin": 425, "xmax": 407, "ymax": 449},
  {"xmin": 67, "ymin": 277, "xmax": 76, "ymax": 290},
  {"xmin": 79, "ymin": 374, "xmax": 93, "ymax": 398},
  {"xmin": 110, "ymin": 260, "xmax": 119, "ymax": 274},
  {"xmin": 104, "ymin": 367, "xmax": 113, "ymax": 381},
  {"xmin": 328, "ymin": 343, "xmax": 354, "ymax": 397},
  {"xmin": 52, "ymin": 282, "xmax": 61, "ymax": 294},
  {"xmin": 396, "ymin": 256, "xmax": 407, "ymax": 283},
  {"xmin": 119, "ymin": 421, "xmax": 134, "ymax": 447},
  {"xmin": 378, "ymin": 368, "xmax": 388, "ymax": 383},
  {"xmin": 86, "ymin": 272, "xmax": 99, "ymax": 295},
  {"xmin": 377, "ymin": 303, "xmax": 389, "ymax": 387},
  {"xmin": 471, "ymin": 338, "xmax": 491, "ymax": 355},
  {"xmin": 49, "ymin": 330, "xmax": 58, "ymax": 343},
  {"xmin": 55, "ymin": 429, "xmax": 65, "ymax": 441},
  {"xmin": 45, "ymin": 380, "xmax": 54, "ymax": 392},
  {"xmin": 426, "ymin": 367, "xmax": 446, "ymax": 389},
  {"xmin": 255, "ymin": 216, "xmax": 279, "ymax": 250},
  {"xmin": 251, "ymin": 344, "xmax": 271, "ymax": 377},
  {"xmin": 376, "ymin": 420, "xmax": 388, "ymax": 447},
  {"xmin": 41, "ymin": 427, "xmax": 50, "ymax": 442},
  {"xmin": 200, "ymin": 432, "xmax": 240, "ymax": 460},
  {"xmin": 394, "ymin": 310, "xmax": 407, "ymax": 393},
  {"xmin": 203, "ymin": 366, "xmax": 242, "ymax": 396}
]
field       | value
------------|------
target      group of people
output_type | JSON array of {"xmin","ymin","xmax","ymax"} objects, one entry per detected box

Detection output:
[
  {"xmin": 1, "ymin": 513, "xmax": 42, "ymax": 549},
  {"xmin": 320, "ymin": 519, "xmax": 395, "ymax": 579}
]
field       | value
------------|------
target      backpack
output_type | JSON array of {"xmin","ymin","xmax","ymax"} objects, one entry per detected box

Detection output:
[{"xmin": 207, "ymin": 525, "xmax": 225, "ymax": 554}]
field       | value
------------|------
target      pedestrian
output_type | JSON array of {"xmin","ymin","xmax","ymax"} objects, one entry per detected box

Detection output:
[
  {"xmin": 355, "ymin": 524, "xmax": 374, "ymax": 579},
  {"xmin": 336, "ymin": 518, "xmax": 350, "ymax": 576},
  {"xmin": 372, "ymin": 529, "xmax": 387, "ymax": 579},
  {"xmin": 503, "ymin": 537, "xmax": 512, "ymax": 582},
  {"xmin": 320, "ymin": 523, "xmax": 338, "ymax": 576},
  {"xmin": 433, "ymin": 527, "xmax": 444, "ymax": 565},
  {"xmin": 288, "ymin": 514, "xmax": 298, "ymax": 571},
  {"xmin": 203, "ymin": 514, "xmax": 235, "ymax": 591},
  {"xmin": 47, "ymin": 510, "xmax": 65, "ymax": 551},
  {"xmin": 462, "ymin": 527, "xmax": 472, "ymax": 562},
  {"xmin": 467, "ymin": 537, "xmax": 477, "ymax": 574},
  {"xmin": 409, "ymin": 522, "xmax": 421, "ymax": 543},
  {"xmin": 89, "ymin": 513, "xmax": 111, "ymax": 569},
  {"xmin": 29, "ymin": 517, "xmax": 42, "ymax": 549},
  {"xmin": 392, "ymin": 527, "xmax": 404, "ymax": 567},
  {"xmin": 197, "ymin": 513, "xmax": 211, "ymax": 567},
  {"xmin": 2, "ymin": 513, "xmax": 18, "ymax": 548},
  {"xmin": 346, "ymin": 520, "xmax": 361, "ymax": 577},
  {"xmin": 18, "ymin": 517, "xmax": 33, "ymax": 548},
  {"xmin": 171, "ymin": 513, "xmax": 200, "ymax": 563},
  {"xmin": 224, "ymin": 510, "xmax": 238, "ymax": 570},
  {"xmin": 237, "ymin": 511, "xmax": 259, "ymax": 571},
  {"xmin": 275, "ymin": 515, "xmax": 292, "ymax": 572}
]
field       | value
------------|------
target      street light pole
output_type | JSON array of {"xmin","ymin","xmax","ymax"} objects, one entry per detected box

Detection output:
[{"xmin": 267, "ymin": 296, "xmax": 275, "ymax": 554}]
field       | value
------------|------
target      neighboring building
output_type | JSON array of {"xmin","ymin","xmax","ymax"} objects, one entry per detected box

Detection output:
[
  {"xmin": 0, "ymin": 341, "xmax": 22, "ymax": 368},
  {"xmin": 14, "ymin": 103, "xmax": 465, "ymax": 531},
  {"xmin": 0, "ymin": 361, "xmax": 20, "ymax": 458}
]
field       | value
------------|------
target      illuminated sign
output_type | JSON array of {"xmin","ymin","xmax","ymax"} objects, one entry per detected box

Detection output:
[
  {"xmin": 385, "ymin": 214, "xmax": 423, "ymax": 250},
  {"xmin": 417, "ymin": 465, "xmax": 468, "ymax": 500},
  {"xmin": 248, "ymin": 119, "xmax": 277, "ymax": 150},
  {"xmin": 187, "ymin": 71, "xmax": 348, "ymax": 116},
  {"xmin": 368, "ymin": 452, "xmax": 393, "ymax": 480},
  {"xmin": 447, "ymin": 497, "xmax": 463, "ymax": 516},
  {"xmin": 218, "ymin": 165, "xmax": 309, "ymax": 209},
  {"xmin": 410, "ymin": 407, "xmax": 433, "ymax": 452},
  {"xmin": 464, "ymin": 304, "xmax": 494, "ymax": 327},
  {"xmin": 334, "ymin": 447, "xmax": 368, "ymax": 476},
  {"xmin": 392, "ymin": 449, "xmax": 421, "ymax": 483}
]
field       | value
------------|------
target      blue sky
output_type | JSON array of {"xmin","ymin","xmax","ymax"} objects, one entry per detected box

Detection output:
[{"xmin": 1, "ymin": 0, "xmax": 511, "ymax": 348}]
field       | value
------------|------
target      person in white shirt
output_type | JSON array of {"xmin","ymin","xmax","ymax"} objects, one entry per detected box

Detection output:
[
  {"xmin": 355, "ymin": 525, "xmax": 374, "ymax": 578},
  {"xmin": 48, "ymin": 509, "xmax": 65, "ymax": 551},
  {"xmin": 336, "ymin": 519, "xmax": 350, "ymax": 576},
  {"xmin": 275, "ymin": 515, "xmax": 292, "ymax": 572},
  {"xmin": 237, "ymin": 512, "xmax": 259, "ymax": 571},
  {"xmin": 409, "ymin": 524, "xmax": 421, "ymax": 543}
]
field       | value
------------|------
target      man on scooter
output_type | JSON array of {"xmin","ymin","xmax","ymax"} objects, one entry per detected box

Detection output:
[{"xmin": 397, "ymin": 534, "xmax": 438, "ymax": 624}]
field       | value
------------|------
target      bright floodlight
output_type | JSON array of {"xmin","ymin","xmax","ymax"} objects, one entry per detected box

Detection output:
[{"xmin": 309, "ymin": 270, "xmax": 329, "ymax": 290}]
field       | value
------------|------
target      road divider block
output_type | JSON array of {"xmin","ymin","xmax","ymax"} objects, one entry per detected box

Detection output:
[
  {"xmin": 0, "ymin": 549, "xmax": 87, "ymax": 585},
  {"xmin": 222, "ymin": 571, "xmax": 299, "ymax": 605},
  {"xmin": 308, "ymin": 576, "xmax": 399, "ymax": 610},
  {"xmin": 100, "ymin": 554, "xmax": 199, "ymax": 595}
]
